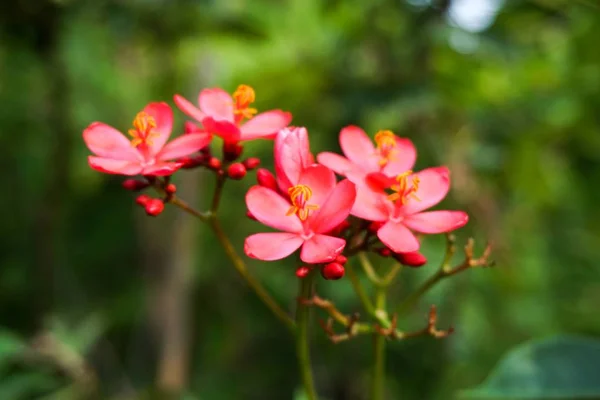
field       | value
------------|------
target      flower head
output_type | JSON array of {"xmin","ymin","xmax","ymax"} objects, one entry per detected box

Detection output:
[
  {"xmin": 244, "ymin": 165, "xmax": 356, "ymax": 264},
  {"xmin": 174, "ymin": 84, "xmax": 292, "ymax": 142},
  {"xmin": 351, "ymin": 167, "xmax": 468, "ymax": 253},
  {"xmin": 83, "ymin": 103, "xmax": 212, "ymax": 176}
]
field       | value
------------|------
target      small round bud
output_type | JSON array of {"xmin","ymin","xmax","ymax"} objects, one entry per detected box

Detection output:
[
  {"xmin": 368, "ymin": 221, "xmax": 384, "ymax": 233},
  {"xmin": 393, "ymin": 251, "xmax": 427, "ymax": 267},
  {"xmin": 123, "ymin": 179, "xmax": 149, "ymax": 191},
  {"xmin": 335, "ymin": 255, "xmax": 348, "ymax": 265},
  {"xmin": 207, "ymin": 157, "xmax": 222, "ymax": 170},
  {"xmin": 256, "ymin": 168, "xmax": 278, "ymax": 191},
  {"xmin": 227, "ymin": 163, "xmax": 247, "ymax": 180},
  {"xmin": 243, "ymin": 157, "xmax": 261, "ymax": 170},
  {"xmin": 295, "ymin": 266, "xmax": 311, "ymax": 279},
  {"xmin": 165, "ymin": 183, "xmax": 177, "ymax": 194},
  {"xmin": 246, "ymin": 210, "xmax": 257, "ymax": 220},
  {"xmin": 378, "ymin": 248, "xmax": 392, "ymax": 257},
  {"xmin": 135, "ymin": 194, "xmax": 151, "ymax": 206},
  {"xmin": 144, "ymin": 199, "xmax": 165, "ymax": 216},
  {"xmin": 223, "ymin": 141, "xmax": 244, "ymax": 161},
  {"xmin": 321, "ymin": 262, "xmax": 345, "ymax": 280},
  {"xmin": 181, "ymin": 155, "xmax": 206, "ymax": 169}
]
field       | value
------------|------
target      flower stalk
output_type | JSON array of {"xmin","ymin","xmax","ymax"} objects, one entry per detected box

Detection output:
[{"xmin": 296, "ymin": 272, "xmax": 318, "ymax": 400}]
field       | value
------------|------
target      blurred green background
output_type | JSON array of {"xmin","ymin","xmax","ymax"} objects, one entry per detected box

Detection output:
[{"xmin": 1, "ymin": 0, "xmax": 600, "ymax": 399}]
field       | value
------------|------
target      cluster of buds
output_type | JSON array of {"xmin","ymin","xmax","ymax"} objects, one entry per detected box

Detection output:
[{"xmin": 295, "ymin": 254, "xmax": 349, "ymax": 281}]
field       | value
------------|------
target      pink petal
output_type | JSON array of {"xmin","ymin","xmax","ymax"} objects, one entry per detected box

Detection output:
[
  {"xmin": 157, "ymin": 133, "xmax": 212, "ymax": 161},
  {"xmin": 88, "ymin": 156, "xmax": 142, "ymax": 175},
  {"xmin": 244, "ymin": 233, "xmax": 304, "ymax": 261},
  {"xmin": 83, "ymin": 122, "xmax": 142, "ymax": 161},
  {"xmin": 403, "ymin": 211, "xmax": 468, "ymax": 234},
  {"xmin": 377, "ymin": 221, "xmax": 420, "ymax": 253},
  {"xmin": 199, "ymin": 88, "xmax": 234, "ymax": 122},
  {"xmin": 297, "ymin": 165, "xmax": 337, "ymax": 208},
  {"xmin": 316, "ymin": 152, "xmax": 355, "ymax": 176},
  {"xmin": 339, "ymin": 125, "xmax": 377, "ymax": 171},
  {"xmin": 275, "ymin": 127, "xmax": 314, "ymax": 191},
  {"xmin": 300, "ymin": 234, "xmax": 346, "ymax": 264},
  {"xmin": 311, "ymin": 180, "xmax": 356, "ymax": 234},
  {"xmin": 240, "ymin": 110, "xmax": 293, "ymax": 141},
  {"xmin": 401, "ymin": 167, "xmax": 451, "ymax": 215},
  {"xmin": 350, "ymin": 188, "xmax": 389, "ymax": 221},
  {"xmin": 143, "ymin": 102, "xmax": 173, "ymax": 155},
  {"xmin": 141, "ymin": 162, "xmax": 183, "ymax": 176},
  {"xmin": 382, "ymin": 137, "xmax": 417, "ymax": 176},
  {"xmin": 174, "ymin": 94, "xmax": 206, "ymax": 123},
  {"xmin": 202, "ymin": 117, "xmax": 241, "ymax": 142},
  {"xmin": 246, "ymin": 186, "xmax": 303, "ymax": 233}
]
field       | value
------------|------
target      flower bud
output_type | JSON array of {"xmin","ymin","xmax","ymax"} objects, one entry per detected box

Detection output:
[
  {"xmin": 393, "ymin": 251, "xmax": 427, "ymax": 267},
  {"xmin": 144, "ymin": 199, "xmax": 165, "ymax": 216},
  {"xmin": 227, "ymin": 163, "xmax": 247, "ymax": 180},
  {"xmin": 295, "ymin": 266, "xmax": 311, "ymax": 278},
  {"xmin": 122, "ymin": 179, "xmax": 149, "ymax": 191},
  {"xmin": 321, "ymin": 262, "xmax": 345, "ymax": 280},
  {"xmin": 165, "ymin": 183, "xmax": 177, "ymax": 194},
  {"xmin": 368, "ymin": 221, "xmax": 384, "ymax": 233},
  {"xmin": 335, "ymin": 255, "xmax": 348, "ymax": 265},
  {"xmin": 378, "ymin": 248, "xmax": 392, "ymax": 257},
  {"xmin": 184, "ymin": 121, "xmax": 201, "ymax": 134},
  {"xmin": 135, "ymin": 194, "xmax": 151, "ymax": 206},
  {"xmin": 207, "ymin": 157, "xmax": 222, "ymax": 170},
  {"xmin": 223, "ymin": 141, "xmax": 244, "ymax": 161},
  {"xmin": 243, "ymin": 157, "xmax": 261, "ymax": 170},
  {"xmin": 256, "ymin": 168, "xmax": 278, "ymax": 191},
  {"xmin": 246, "ymin": 210, "xmax": 257, "ymax": 220}
]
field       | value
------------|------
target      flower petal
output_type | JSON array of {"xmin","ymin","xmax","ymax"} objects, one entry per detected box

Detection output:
[
  {"xmin": 240, "ymin": 110, "xmax": 293, "ymax": 141},
  {"xmin": 377, "ymin": 221, "xmax": 420, "ymax": 253},
  {"xmin": 300, "ymin": 234, "xmax": 346, "ymax": 264},
  {"xmin": 202, "ymin": 117, "xmax": 241, "ymax": 142},
  {"xmin": 316, "ymin": 152, "xmax": 355, "ymax": 176},
  {"xmin": 382, "ymin": 137, "xmax": 417, "ymax": 176},
  {"xmin": 144, "ymin": 102, "xmax": 173, "ymax": 155},
  {"xmin": 83, "ymin": 122, "xmax": 142, "ymax": 161},
  {"xmin": 275, "ymin": 127, "xmax": 314, "ymax": 191},
  {"xmin": 173, "ymin": 94, "xmax": 206, "ymax": 123},
  {"xmin": 199, "ymin": 88, "xmax": 234, "ymax": 122},
  {"xmin": 246, "ymin": 186, "xmax": 303, "ymax": 233},
  {"xmin": 142, "ymin": 162, "xmax": 184, "ymax": 176},
  {"xmin": 401, "ymin": 167, "xmax": 451, "ymax": 215},
  {"xmin": 403, "ymin": 211, "xmax": 468, "ymax": 234},
  {"xmin": 311, "ymin": 180, "xmax": 356, "ymax": 234},
  {"xmin": 350, "ymin": 188, "xmax": 389, "ymax": 221},
  {"xmin": 88, "ymin": 156, "xmax": 142, "ymax": 175},
  {"xmin": 245, "ymin": 232, "xmax": 304, "ymax": 261},
  {"xmin": 339, "ymin": 125, "xmax": 377, "ymax": 171},
  {"xmin": 298, "ymin": 165, "xmax": 337, "ymax": 207},
  {"xmin": 157, "ymin": 133, "xmax": 212, "ymax": 161}
]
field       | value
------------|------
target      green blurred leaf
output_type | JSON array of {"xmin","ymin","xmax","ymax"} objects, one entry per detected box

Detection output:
[
  {"xmin": 0, "ymin": 372, "xmax": 59, "ymax": 399},
  {"xmin": 0, "ymin": 329, "xmax": 26, "ymax": 372},
  {"xmin": 459, "ymin": 335, "xmax": 600, "ymax": 399}
]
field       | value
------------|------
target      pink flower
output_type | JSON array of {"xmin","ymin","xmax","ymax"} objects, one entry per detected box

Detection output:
[
  {"xmin": 83, "ymin": 102, "xmax": 212, "ymax": 176},
  {"xmin": 274, "ymin": 127, "xmax": 315, "ymax": 192},
  {"xmin": 317, "ymin": 126, "xmax": 416, "ymax": 183},
  {"xmin": 174, "ymin": 84, "xmax": 292, "ymax": 142},
  {"xmin": 244, "ymin": 165, "xmax": 356, "ymax": 263},
  {"xmin": 351, "ymin": 167, "xmax": 468, "ymax": 253}
]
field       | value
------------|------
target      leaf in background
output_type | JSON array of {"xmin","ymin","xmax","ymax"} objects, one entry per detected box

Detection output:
[
  {"xmin": 0, "ymin": 329, "xmax": 26, "ymax": 372},
  {"xmin": 458, "ymin": 335, "xmax": 600, "ymax": 399}
]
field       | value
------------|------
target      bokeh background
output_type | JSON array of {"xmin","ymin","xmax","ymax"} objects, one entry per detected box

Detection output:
[{"xmin": 1, "ymin": 0, "xmax": 600, "ymax": 399}]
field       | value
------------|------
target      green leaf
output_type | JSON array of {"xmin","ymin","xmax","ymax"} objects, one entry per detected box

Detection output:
[
  {"xmin": 459, "ymin": 335, "xmax": 600, "ymax": 399},
  {"xmin": 0, "ymin": 329, "xmax": 26, "ymax": 372}
]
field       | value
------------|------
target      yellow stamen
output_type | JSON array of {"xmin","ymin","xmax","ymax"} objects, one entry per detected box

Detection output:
[
  {"xmin": 128, "ymin": 112, "xmax": 159, "ymax": 147},
  {"xmin": 387, "ymin": 170, "xmax": 421, "ymax": 205},
  {"xmin": 232, "ymin": 84, "xmax": 258, "ymax": 120},
  {"xmin": 374, "ymin": 130, "xmax": 398, "ymax": 167},
  {"xmin": 286, "ymin": 184, "xmax": 319, "ymax": 221}
]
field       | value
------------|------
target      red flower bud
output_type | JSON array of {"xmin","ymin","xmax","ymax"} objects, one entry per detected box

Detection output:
[
  {"xmin": 246, "ymin": 210, "xmax": 257, "ymax": 220},
  {"xmin": 335, "ymin": 255, "xmax": 348, "ymax": 265},
  {"xmin": 393, "ymin": 251, "xmax": 427, "ymax": 267},
  {"xmin": 256, "ymin": 168, "xmax": 278, "ymax": 191},
  {"xmin": 321, "ymin": 262, "xmax": 345, "ymax": 280},
  {"xmin": 144, "ymin": 199, "xmax": 165, "ymax": 216},
  {"xmin": 184, "ymin": 121, "xmax": 201, "ymax": 134},
  {"xmin": 122, "ymin": 179, "xmax": 149, "ymax": 191},
  {"xmin": 295, "ymin": 266, "xmax": 311, "ymax": 278},
  {"xmin": 368, "ymin": 221, "xmax": 384, "ymax": 233},
  {"xmin": 135, "ymin": 194, "xmax": 151, "ymax": 206},
  {"xmin": 165, "ymin": 183, "xmax": 177, "ymax": 194},
  {"xmin": 378, "ymin": 248, "xmax": 392, "ymax": 257},
  {"xmin": 223, "ymin": 141, "xmax": 244, "ymax": 161},
  {"xmin": 227, "ymin": 163, "xmax": 247, "ymax": 180},
  {"xmin": 243, "ymin": 157, "xmax": 261, "ymax": 170},
  {"xmin": 207, "ymin": 157, "xmax": 222, "ymax": 170}
]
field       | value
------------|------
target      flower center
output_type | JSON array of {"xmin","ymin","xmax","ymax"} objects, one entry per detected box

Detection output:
[
  {"xmin": 232, "ymin": 84, "xmax": 258, "ymax": 122},
  {"xmin": 128, "ymin": 112, "xmax": 159, "ymax": 147},
  {"xmin": 286, "ymin": 184, "xmax": 319, "ymax": 221},
  {"xmin": 387, "ymin": 170, "xmax": 420, "ymax": 205},
  {"xmin": 374, "ymin": 130, "xmax": 398, "ymax": 167}
]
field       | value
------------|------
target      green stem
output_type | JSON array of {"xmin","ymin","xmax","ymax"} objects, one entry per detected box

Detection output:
[
  {"xmin": 395, "ymin": 269, "xmax": 444, "ymax": 316},
  {"xmin": 358, "ymin": 252, "xmax": 384, "ymax": 286},
  {"xmin": 296, "ymin": 273, "xmax": 318, "ymax": 400},
  {"xmin": 345, "ymin": 263, "xmax": 376, "ymax": 317},
  {"xmin": 371, "ymin": 288, "xmax": 387, "ymax": 400}
]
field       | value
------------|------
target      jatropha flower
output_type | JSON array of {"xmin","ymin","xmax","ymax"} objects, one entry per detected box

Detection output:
[
  {"xmin": 317, "ymin": 125, "xmax": 416, "ymax": 184},
  {"xmin": 83, "ymin": 103, "xmax": 212, "ymax": 176},
  {"xmin": 351, "ymin": 167, "xmax": 468, "ymax": 253},
  {"xmin": 174, "ymin": 84, "xmax": 292, "ymax": 142},
  {"xmin": 274, "ymin": 127, "xmax": 315, "ymax": 192},
  {"xmin": 244, "ymin": 165, "xmax": 357, "ymax": 264}
]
